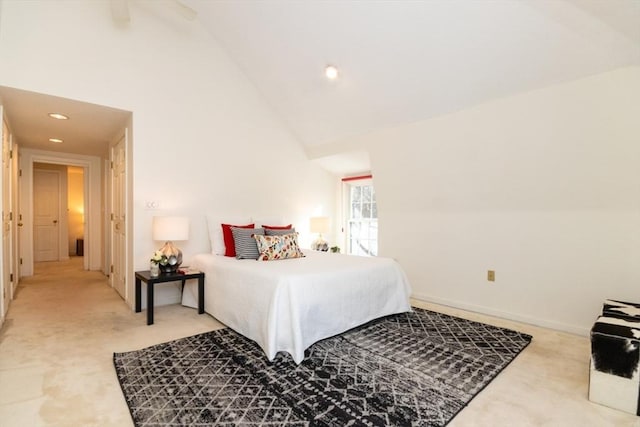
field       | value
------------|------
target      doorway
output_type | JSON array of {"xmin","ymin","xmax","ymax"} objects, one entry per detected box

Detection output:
[
  {"xmin": 32, "ymin": 163, "xmax": 86, "ymax": 263},
  {"xmin": 67, "ymin": 166, "xmax": 85, "ymax": 258},
  {"xmin": 19, "ymin": 150, "xmax": 102, "ymax": 277},
  {"xmin": 0, "ymin": 86, "xmax": 132, "ymax": 305}
]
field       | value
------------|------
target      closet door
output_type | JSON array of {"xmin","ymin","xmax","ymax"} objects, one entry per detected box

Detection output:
[
  {"xmin": 111, "ymin": 133, "xmax": 127, "ymax": 299},
  {"xmin": 1, "ymin": 114, "xmax": 10, "ymax": 319}
]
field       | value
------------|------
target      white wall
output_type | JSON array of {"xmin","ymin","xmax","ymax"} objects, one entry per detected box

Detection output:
[
  {"xmin": 344, "ymin": 67, "xmax": 640, "ymax": 335},
  {"xmin": 0, "ymin": 1, "xmax": 336, "ymax": 306}
]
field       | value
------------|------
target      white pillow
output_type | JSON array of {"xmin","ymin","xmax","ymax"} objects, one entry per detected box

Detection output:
[{"xmin": 206, "ymin": 216, "xmax": 251, "ymax": 255}]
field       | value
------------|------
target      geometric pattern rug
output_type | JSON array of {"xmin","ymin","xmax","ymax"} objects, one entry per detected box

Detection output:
[{"xmin": 114, "ymin": 307, "xmax": 532, "ymax": 426}]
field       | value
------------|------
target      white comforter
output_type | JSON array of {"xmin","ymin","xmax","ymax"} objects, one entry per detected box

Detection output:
[{"xmin": 182, "ymin": 251, "xmax": 411, "ymax": 363}]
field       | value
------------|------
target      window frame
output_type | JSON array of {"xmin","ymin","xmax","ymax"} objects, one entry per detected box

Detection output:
[{"xmin": 342, "ymin": 176, "xmax": 378, "ymax": 256}]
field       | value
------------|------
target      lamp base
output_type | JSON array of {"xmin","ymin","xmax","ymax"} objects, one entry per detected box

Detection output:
[
  {"xmin": 311, "ymin": 237, "xmax": 329, "ymax": 252},
  {"xmin": 158, "ymin": 241, "xmax": 182, "ymax": 274},
  {"xmin": 159, "ymin": 263, "xmax": 180, "ymax": 274}
]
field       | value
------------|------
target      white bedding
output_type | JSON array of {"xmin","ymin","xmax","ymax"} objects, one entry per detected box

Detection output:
[{"xmin": 182, "ymin": 250, "xmax": 411, "ymax": 363}]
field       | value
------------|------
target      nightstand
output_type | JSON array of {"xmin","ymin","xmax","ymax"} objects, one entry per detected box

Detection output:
[{"xmin": 135, "ymin": 270, "xmax": 205, "ymax": 325}]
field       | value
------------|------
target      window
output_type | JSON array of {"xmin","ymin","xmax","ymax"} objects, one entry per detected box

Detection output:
[{"xmin": 345, "ymin": 178, "xmax": 378, "ymax": 256}]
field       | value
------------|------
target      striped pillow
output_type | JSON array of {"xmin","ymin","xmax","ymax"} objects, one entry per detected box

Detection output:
[
  {"xmin": 265, "ymin": 227, "xmax": 296, "ymax": 236},
  {"xmin": 231, "ymin": 227, "xmax": 265, "ymax": 259}
]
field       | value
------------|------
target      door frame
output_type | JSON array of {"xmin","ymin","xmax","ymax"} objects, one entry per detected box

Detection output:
[{"xmin": 20, "ymin": 148, "xmax": 102, "ymax": 276}]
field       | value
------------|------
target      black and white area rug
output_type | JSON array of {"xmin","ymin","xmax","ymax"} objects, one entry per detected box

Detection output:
[{"xmin": 114, "ymin": 307, "xmax": 532, "ymax": 426}]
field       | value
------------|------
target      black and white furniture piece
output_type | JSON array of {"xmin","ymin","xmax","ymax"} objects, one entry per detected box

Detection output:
[{"xmin": 589, "ymin": 299, "xmax": 640, "ymax": 415}]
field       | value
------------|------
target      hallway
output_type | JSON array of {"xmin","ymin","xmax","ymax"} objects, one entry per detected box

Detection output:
[{"xmin": 0, "ymin": 258, "xmax": 222, "ymax": 426}]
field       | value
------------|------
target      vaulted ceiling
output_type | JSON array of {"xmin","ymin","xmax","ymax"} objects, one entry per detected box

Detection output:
[
  {"xmin": 1, "ymin": 0, "xmax": 638, "ymax": 171},
  {"xmin": 189, "ymin": 0, "xmax": 639, "ymax": 150}
]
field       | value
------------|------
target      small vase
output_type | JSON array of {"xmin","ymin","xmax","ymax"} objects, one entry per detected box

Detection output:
[{"xmin": 150, "ymin": 263, "xmax": 160, "ymax": 277}]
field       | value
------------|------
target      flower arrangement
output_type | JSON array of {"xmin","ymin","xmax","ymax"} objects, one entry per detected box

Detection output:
[{"xmin": 150, "ymin": 250, "xmax": 168, "ymax": 265}]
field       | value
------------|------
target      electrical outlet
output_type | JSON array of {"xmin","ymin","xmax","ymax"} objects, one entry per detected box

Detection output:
[
  {"xmin": 487, "ymin": 270, "xmax": 495, "ymax": 282},
  {"xmin": 145, "ymin": 200, "xmax": 160, "ymax": 210}
]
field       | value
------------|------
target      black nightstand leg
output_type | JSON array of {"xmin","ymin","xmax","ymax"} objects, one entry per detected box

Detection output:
[
  {"xmin": 135, "ymin": 277, "xmax": 142, "ymax": 312},
  {"xmin": 198, "ymin": 276, "xmax": 205, "ymax": 314},
  {"xmin": 147, "ymin": 281, "xmax": 154, "ymax": 325}
]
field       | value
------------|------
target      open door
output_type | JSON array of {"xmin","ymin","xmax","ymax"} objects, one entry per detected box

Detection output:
[
  {"xmin": 0, "ymin": 106, "xmax": 11, "ymax": 325},
  {"xmin": 110, "ymin": 132, "xmax": 127, "ymax": 300},
  {"xmin": 1, "ymin": 110, "xmax": 14, "ymax": 322}
]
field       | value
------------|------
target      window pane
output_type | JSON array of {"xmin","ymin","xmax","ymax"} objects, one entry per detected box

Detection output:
[
  {"xmin": 351, "ymin": 186, "xmax": 361, "ymax": 203},
  {"xmin": 362, "ymin": 186, "xmax": 371, "ymax": 204},
  {"xmin": 361, "ymin": 203, "xmax": 371, "ymax": 219},
  {"xmin": 352, "ymin": 203, "xmax": 361, "ymax": 219}
]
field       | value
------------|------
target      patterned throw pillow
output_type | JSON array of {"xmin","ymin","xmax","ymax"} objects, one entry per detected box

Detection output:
[
  {"xmin": 253, "ymin": 233, "xmax": 305, "ymax": 261},
  {"xmin": 231, "ymin": 227, "xmax": 265, "ymax": 259}
]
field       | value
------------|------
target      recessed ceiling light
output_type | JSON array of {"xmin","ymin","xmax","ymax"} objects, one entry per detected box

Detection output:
[
  {"xmin": 48, "ymin": 113, "xmax": 69, "ymax": 120},
  {"xmin": 325, "ymin": 65, "xmax": 339, "ymax": 80},
  {"xmin": 49, "ymin": 138, "xmax": 63, "ymax": 143}
]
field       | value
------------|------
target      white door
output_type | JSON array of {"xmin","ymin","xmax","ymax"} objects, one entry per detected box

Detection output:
[
  {"xmin": 111, "ymin": 134, "xmax": 126, "ymax": 299},
  {"xmin": 33, "ymin": 169, "xmax": 60, "ymax": 262},
  {"xmin": 11, "ymin": 143, "xmax": 19, "ymax": 295},
  {"xmin": 2, "ymin": 120, "xmax": 13, "ymax": 313},
  {"xmin": 1, "ymin": 112, "xmax": 10, "ymax": 319}
]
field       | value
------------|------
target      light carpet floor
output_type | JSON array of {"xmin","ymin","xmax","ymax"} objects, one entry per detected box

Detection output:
[{"xmin": 0, "ymin": 258, "xmax": 638, "ymax": 426}]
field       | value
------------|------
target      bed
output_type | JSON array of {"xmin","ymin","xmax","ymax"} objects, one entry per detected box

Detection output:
[{"xmin": 182, "ymin": 250, "xmax": 411, "ymax": 363}]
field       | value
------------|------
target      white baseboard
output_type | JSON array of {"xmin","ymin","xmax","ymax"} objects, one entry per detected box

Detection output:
[{"xmin": 412, "ymin": 292, "xmax": 590, "ymax": 337}]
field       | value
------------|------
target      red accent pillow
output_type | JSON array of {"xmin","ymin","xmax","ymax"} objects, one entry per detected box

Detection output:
[
  {"xmin": 262, "ymin": 224, "xmax": 292, "ymax": 230},
  {"xmin": 222, "ymin": 223, "xmax": 254, "ymax": 257}
]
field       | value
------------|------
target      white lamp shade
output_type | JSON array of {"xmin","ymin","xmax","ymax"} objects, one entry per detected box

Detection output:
[
  {"xmin": 152, "ymin": 216, "xmax": 189, "ymax": 241},
  {"xmin": 309, "ymin": 216, "xmax": 330, "ymax": 234}
]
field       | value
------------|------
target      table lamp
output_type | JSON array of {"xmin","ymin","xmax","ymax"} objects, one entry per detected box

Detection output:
[
  {"xmin": 152, "ymin": 216, "xmax": 189, "ymax": 274},
  {"xmin": 309, "ymin": 216, "xmax": 330, "ymax": 251}
]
